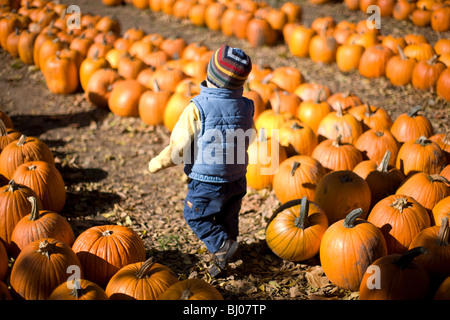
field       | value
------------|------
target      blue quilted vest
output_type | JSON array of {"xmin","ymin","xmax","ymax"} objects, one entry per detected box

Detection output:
[{"xmin": 184, "ymin": 81, "xmax": 255, "ymax": 183}]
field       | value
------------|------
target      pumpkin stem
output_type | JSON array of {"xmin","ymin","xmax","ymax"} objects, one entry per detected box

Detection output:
[
  {"xmin": 392, "ymin": 247, "xmax": 428, "ymax": 269},
  {"xmin": 390, "ymin": 196, "xmax": 410, "ymax": 213},
  {"xmin": 415, "ymin": 135, "xmax": 431, "ymax": 146},
  {"xmin": 397, "ymin": 45, "xmax": 407, "ymax": 60},
  {"xmin": 17, "ymin": 134, "xmax": 27, "ymax": 147},
  {"xmin": 442, "ymin": 130, "xmax": 450, "ymax": 145},
  {"xmin": 135, "ymin": 257, "xmax": 155, "ymax": 279},
  {"xmin": 290, "ymin": 161, "xmax": 300, "ymax": 176},
  {"xmin": 291, "ymin": 121, "xmax": 303, "ymax": 130},
  {"xmin": 428, "ymin": 174, "xmax": 450, "ymax": 185},
  {"xmin": 69, "ymin": 279, "xmax": 84, "ymax": 299},
  {"xmin": 102, "ymin": 230, "xmax": 113, "ymax": 236},
  {"xmin": 407, "ymin": 106, "xmax": 422, "ymax": 118},
  {"xmin": 332, "ymin": 134, "xmax": 343, "ymax": 147},
  {"xmin": 377, "ymin": 150, "xmax": 391, "ymax": 172},
  {"xmin": 27, "ymin": 196, "xmax": 40, "ymax": 221},
  {"xmin": 437, "ymin": 217, "xmax": 449, "ymax": 247},
  {"xmin": 0, "ymin": 119, "xmax": 7, "ymax": 137},
  {"xmin": 180, "ymin": 289, "xmax": 194, "ymax": 300},
  {"xmin": 375, "ymin": 130, "xmax": 385, "ymax": 137},
  {"xmin": 343, "ymin": 208, "xmax": 364, "ymax": 228},
  {"xmin": 294, "ymin": 196, "xmax": 310, "ymax": 229},
  {"xmin": 37, "ymin": 239, "xmax": 57, "ymax": 259},
  {"xmin": 338, "ymin": 172, "xmax": 353, "ymax": 183},
  {"xmin": 4, "ymin": 179, "xmax": 20, "ymax": 193},
  {"xmin": 153, "ymin": 79, "xmax": 161, "ymax": 92}
]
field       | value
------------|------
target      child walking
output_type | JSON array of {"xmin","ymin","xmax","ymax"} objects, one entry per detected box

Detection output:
[{"xmin": 148, "ymin": 44, "xmax": 255, "ymax": 277}]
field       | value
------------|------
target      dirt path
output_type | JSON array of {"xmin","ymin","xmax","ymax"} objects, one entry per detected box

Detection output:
[{"xmin": 0, "ymin": 0, "xmax": 448, "ymax": 300}]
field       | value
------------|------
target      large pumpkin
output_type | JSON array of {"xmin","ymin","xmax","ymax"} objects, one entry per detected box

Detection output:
[
  {"xmin": 10, "ymin": 196, "xmax": 75, "ymax": 257},
  {"xmin": 272, "ymin": 155, "xmax": 326, "ymax": 203},
  {"xmin": 367, "ymin": 194, "xmax": 431, "ymax": 254},
  {"xmin": 266, "ymin": 197, "xmax": 328, "ymax": 262},
  {"xmin": 9, "ymin": 238, "xmax": 83, "ymax": 300},
  {"xmin": 72, "ymin": 224, "xmax": 147, "ymax": 288},
  {"xmin": 105, "ymin": 257, "xmax": 178, "ymax": 300},
  {"xmin": 0, "ymin": 134, "xmax": 55, "ymax": 180},
  {"xmin": 320, "ymin": 208, "xmax": 387, "ymax": 291},
  {"xmin": 11, "ymin": 160, "xmax": 66, "ymax": 213},
  {"xmin": 358, "ymin": 247, "xmax": 430, "ymax": 300},
  {"xmin": 158, "ymin": 278, "xmax": 224, "ymax": 300},
  {"xmin": 313, "ymin": 170, "xmax": 371, "ymax": 225}
]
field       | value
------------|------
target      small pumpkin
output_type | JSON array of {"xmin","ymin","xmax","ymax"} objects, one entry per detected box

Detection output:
[
  {"xmin": 79, "ymin": 50, "xmax": 111, "ymax": 91},
  {"xmin": 409, "ymin": 216, "xmax": 450, "ymax": 280},
  {"xmin": 395, "ymin": 173, "xmax": 449, "ymax": 218},
  {"xmin": 412, "ymin": 54, "xmax": 446, "ymax": 90},
  {"xmin": 353, "ymin": 151, "xmax": 405, "ymax": 208},
  {"xmin": 138, "ymin": 80, "xmax": 171, "ymax": 126},
  {"xmin": 316, "ymin": 107, "xmax": 363, "ymax": 144},
  {"xmin": 367, "ymin": 194, "xmax": 431, "ymax": 254},
  {"xmin": 385, "ymin": 45, "xmax": 417, "ymax": 86},
  {"xmin": 108, "ymin": 79, "xmax": 147, "ymax": 117},
  {"xmin": 348, "ymin": 103, "xmax": 393, "ymax": 132},
  {"xmin": 432, "ymin": 196, "xmax": 450, "ymax": 227},
  {"xmin": 358, "ymin": 44, "xmax": 393, "ymax": 78},
  {"xmin": 0, "ymin": 119, "xmax": 21, "ymax": 153},
  {"xmin": 320, "ymin": 208, "xmax": 387, "ymax": 291},
  {"xmin": 358, "ymin": 247, "xmax": 430, "ymax": 300},
  {"xmin": 313, "ymin": 170, "xmax": 372, "ymax": 225},
  {"xmin": 311, "ymin": 134, "xmax": 363, "ymax": 172},
  {"xmin": 43, "ymin": 50, "xmax": 79, "ymax": 94},
  {"xmin": 48, "ymin": 279, "xmax": 109, "ymax": 300},
  {"xmin": 436, "ymin": 67, "xmax": 450, "ymax": 102},
  {"xmin": 0, "ymin": 134, "xmax": 55, "ymax": 180},
  {"xmin": 266, "ymin": 197, "xmax": 328, "ymax": 262},
  {"xmin": 11, "ymin": 160, "xmax": 66, "ymax": 213},
  {"xmin": 390, "ymin": 106, "xmax": 434, "ymax": 144},
  {"xmin": 296, "ymin": 96, "xmax": 331, "ymax": 133},
  {"xmin": 10, "ymin": 196, "xmax": 75, "ymax": 257},
  {"xmin": 278, "ymin": 119, "xmax": 318, "ymax": 157},
  {"xmin": 354, "ymin": 129, "xmax": 399, "ymax": 166},
  {"xmin": 396, "ymin": 136, "xmax": 446, "ymax": 177},
  {"xmin": 85, "ymin": 68, "xmax": 122, "ymax": 109},
  {"xmin": 272, "ymin": 155, "xmax": 326, "ymax": 203},
  {"xmin": 105, "ymin": 257, "xmax": 178, "ymax": 300},
  {"xmin": 158, "ymin": 278, "xmax": 223, "ymax": 300}
]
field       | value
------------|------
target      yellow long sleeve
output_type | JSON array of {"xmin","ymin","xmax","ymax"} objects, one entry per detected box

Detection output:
[{"xmin": 148, "ymin": 102, "xmax": 201, "ymax": 173}]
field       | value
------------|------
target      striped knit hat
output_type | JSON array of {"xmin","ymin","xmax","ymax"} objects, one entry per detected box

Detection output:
[{"xmin": 207, "ymin": 44, "xmax": 252, "ymax": 90}]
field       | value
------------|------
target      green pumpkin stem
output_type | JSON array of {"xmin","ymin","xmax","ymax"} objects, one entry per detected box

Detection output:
[
  {"xmin": 377, "ymin": 150, "xmax": 391, "ymax": 172},
  {"xmin": 290, "ymin": 162, "xmax": 300, "ymax": 176},
  {"xmin": 428, "ymin": 174, "xmax": 450, "ymax": 185},
  {"xmin": 392, "ymin": 247, "xmax": 428, "ymax": 269},
  {"xmin": 343, "ymin": 208, "xmax": 364, "ymax": 228},
  {"xmin": 27, "ymin": 196, "xmax": 40, "ymax": 221},
  {"xmin": 135, "ymin": 257, "xmax": 155, "ymax": 279},
  {"xmin": 291, "ymin": 121, "xmax": 303, "ymax": 130},
  {"xmin": 438, "ymin": 217, "xmax": 450, "ymax": 247},
  {"xmin": 4, "ymin": 179, "xmax": 20, "ymax": 193},
  {"xmin": 415, "ymin": 135, "xmax": 431, "ymax": 146},
  {"xmin": 294, "ymin": 197, "xmax": 310, "ymax": 229}
]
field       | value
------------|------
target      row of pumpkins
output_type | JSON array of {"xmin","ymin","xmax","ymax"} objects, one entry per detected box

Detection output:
[
  {"xmin": 118, "ymin": 0, "xmax": 450, "ymax": 101},
  {"xmin": 0, "ymin": 0, "xmax": 449, "ymax": 299},
  {"xmin": 341, "ymin": 0, "xmax": 450, "ymax": 33},
  {"xmin": 0, "ymin": 113, "xmax": 224, "ymax": 300}
]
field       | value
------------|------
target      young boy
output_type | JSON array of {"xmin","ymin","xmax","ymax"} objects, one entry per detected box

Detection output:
[{"xmin": 148, "ymin": 44, "xmax": 255, "ymax": 277}]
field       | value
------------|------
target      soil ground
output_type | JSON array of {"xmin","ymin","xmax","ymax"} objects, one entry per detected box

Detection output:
[{"xmin": 0, "ymin": 0, "xmax": 449, "ymax": 301}]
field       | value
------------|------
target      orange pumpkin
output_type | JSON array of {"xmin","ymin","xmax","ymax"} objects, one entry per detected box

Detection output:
[
  {"xmin": 266, "ymin": 197, "xmax": 328, "ymax": 262},
  {"xmin": 158, "ymin": 278, "xmax": 223, "ymax": 300},
  {"xmin": 108, "ymin": 79, "xmax": 146, "ymax": 117}
]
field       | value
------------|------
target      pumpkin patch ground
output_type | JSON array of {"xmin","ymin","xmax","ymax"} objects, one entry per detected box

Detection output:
[{"xmin": 0, "ymin": 0, "xmax": 449, "ymax": 301}]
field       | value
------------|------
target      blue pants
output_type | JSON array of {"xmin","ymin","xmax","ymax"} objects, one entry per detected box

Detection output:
[{"xmin": 184, "ymin": 177, "xmax": 247, "ymax": 254}]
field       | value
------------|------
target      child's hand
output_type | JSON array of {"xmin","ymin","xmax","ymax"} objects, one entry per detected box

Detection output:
[{"xmin": 148, "ymin": 158, "xmax": 162, "ymax": 173}]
